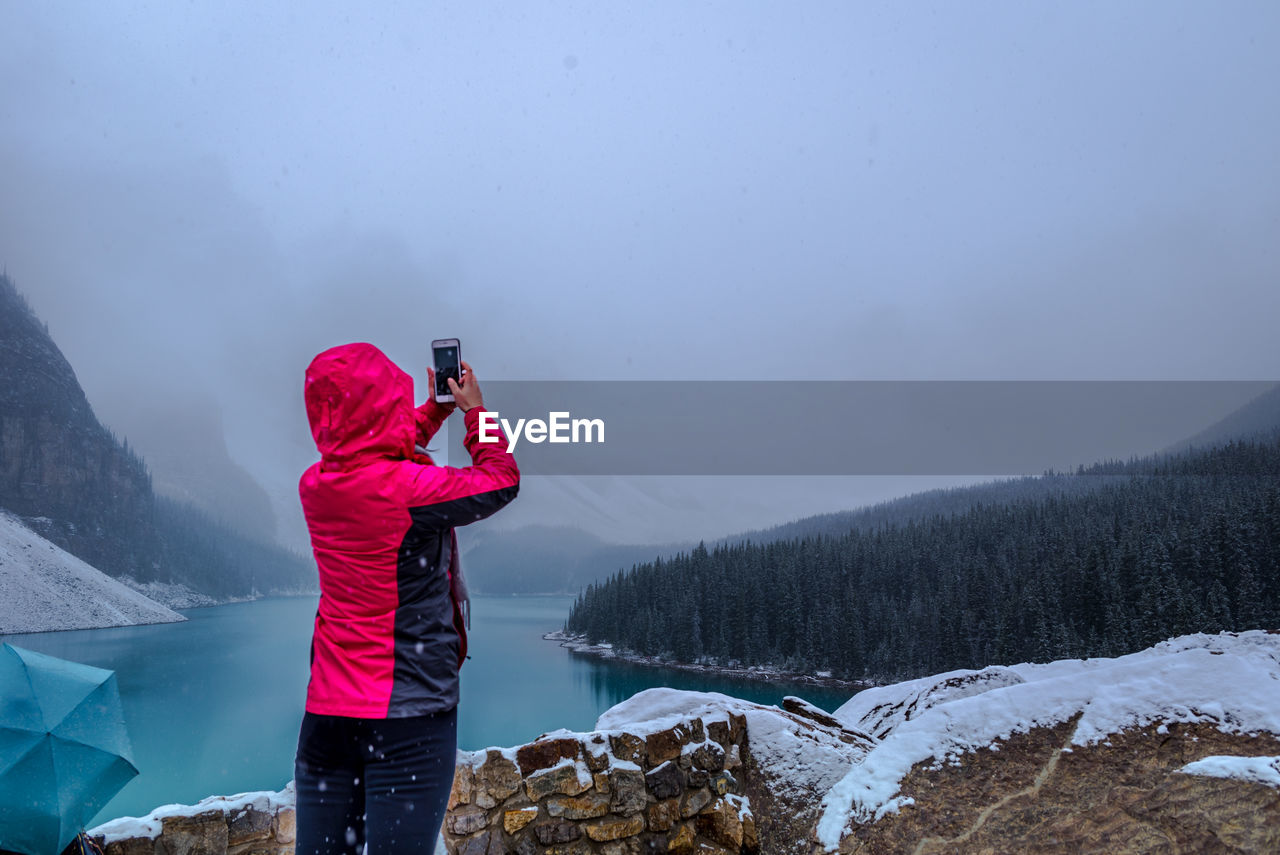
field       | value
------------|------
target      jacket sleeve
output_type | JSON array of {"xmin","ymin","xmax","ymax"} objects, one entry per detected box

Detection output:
[
  {"xmin": 405, "ymin": 406, "xmax": 520, "ymax": 528},
  {"xmin": 415, "ymin": 399, "xmax": 455, "ymax": 445}
]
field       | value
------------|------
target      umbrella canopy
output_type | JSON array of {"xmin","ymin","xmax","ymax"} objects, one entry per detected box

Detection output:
[{"xmin": 0, "ymin": 643, "xmax": 138, "ymax": 855}]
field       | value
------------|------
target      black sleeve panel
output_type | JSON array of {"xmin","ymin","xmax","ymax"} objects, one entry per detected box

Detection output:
[{"xmin": 408, "ymin": 483, "xmax": 520, "ymax": 530}]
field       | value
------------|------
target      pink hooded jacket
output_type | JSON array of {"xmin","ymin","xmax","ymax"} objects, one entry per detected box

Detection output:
[{"xmin": 299, "ymin": 343, "xmax": 519, "ymax": 717}]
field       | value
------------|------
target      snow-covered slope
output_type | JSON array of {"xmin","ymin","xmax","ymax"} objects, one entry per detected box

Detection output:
[
  {"xmin": 816, "ymin": 630, "xmax": 1280, "ymax": 849},
  {"xmin": 0, "ymin": 511, "xmax": 185, "ymax": 633}
]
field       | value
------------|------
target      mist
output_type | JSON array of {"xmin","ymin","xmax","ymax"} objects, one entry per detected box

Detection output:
[{"xmin": 2, "ymin": 2, "xmax": 1278, "ymax": 549}]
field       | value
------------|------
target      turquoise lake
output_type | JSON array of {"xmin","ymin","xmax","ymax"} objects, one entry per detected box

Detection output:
[{"xmin": 4, "ymin": 595, "xmax": 855, "ymax": 827}]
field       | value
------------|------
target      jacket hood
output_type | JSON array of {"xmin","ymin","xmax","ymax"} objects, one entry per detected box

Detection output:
[{"xmin": 305, "ymin": 342, "xmax": 416, "ymax": 468}]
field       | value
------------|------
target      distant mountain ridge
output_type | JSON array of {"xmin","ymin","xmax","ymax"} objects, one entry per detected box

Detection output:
[
  {"xmin": 721, "ymin": 384, "xmax": 1280, "ymax": 547},
  {"xmin": 0, "ymin": 272, "xmax": 312, "ymax": 603},
  {"xmin": 1163, "ymin": 383, "xmax": 1280, "ymax": 454},
  {"xmin": 461, "ymin": 524, "xmax": 693, "ymax": 595},
  {"xmin": 714, "ymin": 474, "xmax": 1116, "ymax": 547}
]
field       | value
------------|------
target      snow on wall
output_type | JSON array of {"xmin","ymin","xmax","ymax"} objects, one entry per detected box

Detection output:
[
  {"xmin": 0, "ymin": 511, "xmax": 184, "ymax": 633},
  {"xmin": 89, "ymin": 782, "xmax": 451, "ymax": 855},
  {"xmin": 90, "ymin": 784, "xmax": 295, "ymax": 842}
]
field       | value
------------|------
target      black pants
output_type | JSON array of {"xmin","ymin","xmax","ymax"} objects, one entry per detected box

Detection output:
[{"xmin": 294, "ymin": 706, "xmax": 458, "ymax": 855}]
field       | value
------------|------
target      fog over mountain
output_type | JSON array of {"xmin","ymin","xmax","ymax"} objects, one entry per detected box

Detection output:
[{"xmin": 2, "ymin": 3, "xmax": 1278, "ymax": 549}]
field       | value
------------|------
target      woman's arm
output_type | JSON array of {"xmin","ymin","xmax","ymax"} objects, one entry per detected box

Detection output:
[
  {"xmin": 405, "ymin": 406, "xmax": 519, "ymax": 527},
  {"xmin": 405, "ymin": 362, "xmax": 519, "ymax": 527}
]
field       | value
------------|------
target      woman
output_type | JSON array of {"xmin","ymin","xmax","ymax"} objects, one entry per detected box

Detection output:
[{"xmin": 294, "ymin": 342, "xmax": 519, "ymax": 854}]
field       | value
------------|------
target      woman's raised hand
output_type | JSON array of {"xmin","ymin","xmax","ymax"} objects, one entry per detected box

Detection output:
[{"xmin": 447, "ymin": 360, "xmax": 485, "ymax": 413}]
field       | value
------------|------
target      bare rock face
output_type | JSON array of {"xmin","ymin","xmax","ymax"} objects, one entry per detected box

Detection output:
[
  {"xmin": 828, "ymin": 720, "xmax": 1280, "ymax": 854},
  {"xmin": 0, "ymin": 274, "xmax": 160, "ymax": 578}
]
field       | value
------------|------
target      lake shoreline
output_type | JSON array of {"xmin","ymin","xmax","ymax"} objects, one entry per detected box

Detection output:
[{"xmin": 543, "ymin": 629, "xmax": 872, "ymax": 697}]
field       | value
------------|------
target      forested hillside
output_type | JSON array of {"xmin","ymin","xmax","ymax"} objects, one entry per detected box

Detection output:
[{"xmin": 567, "ymin": 439, "xmax": 1280, "ymax": 681}]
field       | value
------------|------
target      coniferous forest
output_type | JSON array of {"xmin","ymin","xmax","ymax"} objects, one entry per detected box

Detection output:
[{"xmin": 566, "ymin": 439, "xmax": 1280, "ymax": 682}]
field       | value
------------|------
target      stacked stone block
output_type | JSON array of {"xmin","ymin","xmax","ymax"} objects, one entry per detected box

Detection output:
[
  {"xmin": 443, "ymin": 713, "xmax": 759, "ymax": 854},
  {"xmin": 89, "ymin": 801, "xmax": 296, "ymax": 855}
]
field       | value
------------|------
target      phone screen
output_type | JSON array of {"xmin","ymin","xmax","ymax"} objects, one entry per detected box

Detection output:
[{"xmin": 433, "ymin": 342, "xmax": 460, "ymax": 398}]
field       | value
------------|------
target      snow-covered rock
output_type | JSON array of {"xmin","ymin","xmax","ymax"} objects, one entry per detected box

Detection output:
[
  {"xmin": 833, "ymin": 664, "xmax": 1025, "ymax": 740},
  {"xmin": 0, "ymin": 510, "xmax": 184, "ymax": 633}
]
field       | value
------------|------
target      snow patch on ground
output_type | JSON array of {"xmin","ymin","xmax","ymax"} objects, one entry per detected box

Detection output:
[
  {"xmin": 814, "ymin": 631, "xmax": 1280, "ymax": 851},
  {"xmin": 0, "ymin": 511, "xmax": 184, "ymax": 633},
  {"xmin": 1179, "ymin": 754, "xmax": 1280, "ymax": 788}
]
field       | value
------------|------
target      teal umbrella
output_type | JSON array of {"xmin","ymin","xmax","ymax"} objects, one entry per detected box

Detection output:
[{"xmin": 0, "ymin": 644, "xmax": 138, "ymax": 855}]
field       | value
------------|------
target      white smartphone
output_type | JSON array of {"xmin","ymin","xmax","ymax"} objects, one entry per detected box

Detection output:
[{"xmin": 431, "ymin": 339, "xmax": 461, "ymax": 403}]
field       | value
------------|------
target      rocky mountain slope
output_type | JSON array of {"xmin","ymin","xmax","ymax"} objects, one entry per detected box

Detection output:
[
  {"xmin": 0, "ymin": 272, "xmax": 313, "ymax": 606},
  {"xmin": 0, "ymin": 273, "xmax": 160, "ymax": 578}
]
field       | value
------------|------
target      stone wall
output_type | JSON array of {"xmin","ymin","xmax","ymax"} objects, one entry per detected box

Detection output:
[
  {"xmin": 84, "ymin": 708, "xmax": 766, "ymax": 855},
  {"xmin": 89, "ymin": 787, "xmax": 296, "ymax": 855},
  {"xmin": 444, "ymin": 713, "xmax": 760, "ymax": 854}
]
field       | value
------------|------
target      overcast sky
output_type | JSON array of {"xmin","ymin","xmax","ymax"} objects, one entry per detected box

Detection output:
[{"xmin": 2, "ymin": 2, "xmax": 1278, "ymax": 547}]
